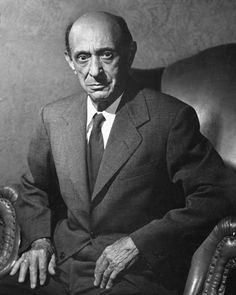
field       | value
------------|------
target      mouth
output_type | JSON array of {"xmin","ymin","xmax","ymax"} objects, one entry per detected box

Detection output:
[{"xmin": 87, "ymin": 83, "xmax": 106, "ymax": 90}]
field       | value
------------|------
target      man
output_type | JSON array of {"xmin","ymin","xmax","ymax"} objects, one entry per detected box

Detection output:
[{"xmin": 1, "ymin": 11, "xmax": 235, "ymax": 295}]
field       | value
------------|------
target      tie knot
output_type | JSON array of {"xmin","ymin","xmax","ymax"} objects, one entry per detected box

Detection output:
[{"xmin": 93, "ymin": 113, "xmax": 105, "ymax": 130}]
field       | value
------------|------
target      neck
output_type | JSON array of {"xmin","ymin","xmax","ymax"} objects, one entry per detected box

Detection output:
[{"xmin": 95, "ymin": 97, "xmax": 117, "ymax": 112}]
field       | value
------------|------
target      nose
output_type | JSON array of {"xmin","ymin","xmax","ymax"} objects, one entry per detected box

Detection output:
[{"xmin": 89, "ymin": 56, "xmax": 102, "ymax": 78}]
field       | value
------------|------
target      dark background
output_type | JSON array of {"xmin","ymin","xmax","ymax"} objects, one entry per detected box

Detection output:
[{"xmin": 1, "ymin": 0, "xmax": 236, "ymax": 184}]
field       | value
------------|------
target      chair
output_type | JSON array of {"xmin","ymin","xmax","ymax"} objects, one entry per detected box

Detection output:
[
  {"xmin": 184, "ymin": 216, "xmax": 236, "ymax": 295},
  {"xmin": 0, "ymin": 186, "xmax": 20, "ymax": 277},
  {"xmin": 133, "ymin": 43, "xmax": 236, "ymax": 294},
  {"xmin": 0, "ymin": 44, "xmax": 236, "ymax": 294},
  {"xmin": 161, "ymin": 44, "xmax": 236, "ymax": 170}
]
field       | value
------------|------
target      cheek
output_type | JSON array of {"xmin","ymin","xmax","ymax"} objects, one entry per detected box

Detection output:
[
  {"xmin": 74, "ymin": 62, "xmax": 88, "ymax": 76},
  {"xmin": 104, "ymin": 66, "xmax": 119, "ymax": 83},
  {"xmin": 76, "ymin": 68, "xmax": 87, "ymax": 82},
  {"xmin": 77, "ymin": 66, "xmax": 86, "ymax": 74},
  {"xmin": 76, "ymin": 73, "xmax": 88, "ymax": 90}
]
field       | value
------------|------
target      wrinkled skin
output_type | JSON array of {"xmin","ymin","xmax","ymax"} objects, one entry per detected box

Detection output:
[
  {"xmin": 94, "ymin": 237, "xmax": 139, "ymax": 289},
  {"xmin": 10, "ymin": 238, "xmax": 55, "ymax": 289}
]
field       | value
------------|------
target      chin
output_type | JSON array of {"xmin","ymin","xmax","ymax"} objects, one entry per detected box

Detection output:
[{"xmin": 89, "ymin": 91, "xmax": 111, "ymax": 102}]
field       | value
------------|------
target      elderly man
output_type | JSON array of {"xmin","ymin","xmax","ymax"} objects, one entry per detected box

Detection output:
[{"xmin": 0, "ymin": 11, "xmax": 235, "ymax": 295}]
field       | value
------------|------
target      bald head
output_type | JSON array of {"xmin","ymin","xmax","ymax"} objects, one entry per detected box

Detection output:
[
  {"xmin": 65, "ymin": 11, "xmax": 133, "ymax": 58},
  {"xmin": 64, "ymin": 11, "xmax": 137, "ymax": 110}
]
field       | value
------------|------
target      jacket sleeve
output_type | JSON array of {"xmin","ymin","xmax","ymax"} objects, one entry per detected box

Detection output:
[
  {"xmin": 130, "ymin": 105, "xmax": 236, "ymax": 258},
  {"xmin": 15, "ymin": 108, "xmax": 55, "ymax": 251}
]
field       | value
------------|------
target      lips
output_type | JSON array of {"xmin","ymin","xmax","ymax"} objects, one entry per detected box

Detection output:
[{"xmin": 87, "ymin": 84, "xmax": 106, "ymax": 90}]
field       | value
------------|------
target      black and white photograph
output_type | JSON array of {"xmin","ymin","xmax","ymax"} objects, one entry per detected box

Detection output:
[{"xmin": 0, "ymin": 1, "xmax": 236, "ymax": 294}]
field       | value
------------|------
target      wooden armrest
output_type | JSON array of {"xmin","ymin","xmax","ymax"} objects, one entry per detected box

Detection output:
[
  {"xmin": 0, "ymin": 186, "xmax": 21, "ymax": 277},
  {"xmin": 184, "ymin": 216, "xmax": 236, "ymax": 295}
]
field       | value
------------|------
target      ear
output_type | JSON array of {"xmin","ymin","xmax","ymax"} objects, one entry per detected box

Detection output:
[
  {"xmin": 64, "ymin": 51, "xmax": 76, "ymax": 72},
  {"xmin": 127, "ymin": 41, "xmax": 137, "ymax": 69}
]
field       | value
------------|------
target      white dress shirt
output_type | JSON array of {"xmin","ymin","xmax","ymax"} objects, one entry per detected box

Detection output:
[{"xmin": 86, "ymin": 95, "xmax": 122, "ymax": 148}]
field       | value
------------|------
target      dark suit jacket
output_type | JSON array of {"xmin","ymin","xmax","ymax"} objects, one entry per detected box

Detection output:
[{"xmin": 16, "ymin": 79, "xmax": 235, "ymax": 290}]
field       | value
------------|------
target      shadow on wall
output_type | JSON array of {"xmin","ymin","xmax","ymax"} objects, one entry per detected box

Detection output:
[{"xmin": 131, "ymin": 44, "xmax": 236, "ymax": 171}]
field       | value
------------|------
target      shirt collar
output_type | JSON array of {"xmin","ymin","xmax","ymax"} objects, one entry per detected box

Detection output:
[{"xmin": 87, "ymin": 94, "xmax": 122, "ymax": 127}]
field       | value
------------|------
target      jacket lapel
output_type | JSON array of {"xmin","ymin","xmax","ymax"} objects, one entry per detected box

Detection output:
[
  {"xmin": 91, "ymin": 82, "xmax": 150, "ymax": 201},
  {"xmin": 61, "ymin": 94, "xmax": 90, "ymax": 210}
]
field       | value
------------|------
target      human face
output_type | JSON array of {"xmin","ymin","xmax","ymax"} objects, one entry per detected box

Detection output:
[{"xmin": 66, "ymin": 20, "xmax": 131, "ymax": 108}]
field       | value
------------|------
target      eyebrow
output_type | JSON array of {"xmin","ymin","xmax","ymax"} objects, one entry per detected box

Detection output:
[{"xmin": 73, "ymin": 47, "xmax": 116, "ymax": 56}]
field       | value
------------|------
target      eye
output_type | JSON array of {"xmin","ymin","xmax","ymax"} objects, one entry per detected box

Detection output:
[
  {"xmin": 101, "ymin": 51, "xmax": 114, "ymax": 60},
  {"xmin": 76, "ymin": 53, "xmax": 90, "ymax": 63}
]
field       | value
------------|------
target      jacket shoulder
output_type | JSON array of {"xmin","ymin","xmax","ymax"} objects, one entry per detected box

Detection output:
[
  {"xmin": 41, "ymin": 92, "xmax": 84, "ymax": 120},
  {"xmin": 141, "ymin": 87, "xmax": 189, "ymax": 113},
  {"xmin": 138, "ymin": 87, "xmax": 199, "ymax": 134}
]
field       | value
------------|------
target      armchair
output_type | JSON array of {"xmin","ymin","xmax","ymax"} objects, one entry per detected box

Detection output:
[
  {"xmin": 183, "ymin": 216, "xmax": 236, "ymax": 295},
  {"xmin": 0, "ymin": 44, "xmax": 236, "ymax": 294},
  {"xmin": 0, "ymin": 186, "xmax": 20, "ymax": 277},
  {"xmin": 133, "ymin": 43, "xmax": 236, "ymax": 294}
]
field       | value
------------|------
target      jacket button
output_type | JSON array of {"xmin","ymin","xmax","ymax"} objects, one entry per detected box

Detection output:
[{"xmin": 60, "ymin": 252, "xmax": 66, "ymax": 260}]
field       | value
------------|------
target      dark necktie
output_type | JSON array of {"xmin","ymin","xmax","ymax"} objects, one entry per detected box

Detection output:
[{"xmin": 87, "ymin": 113, "xmax": 105, "ymax": 194}]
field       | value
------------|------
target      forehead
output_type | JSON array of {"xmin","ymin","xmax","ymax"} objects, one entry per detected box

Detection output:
[{"xmin": 69, "ymin": 20, "xmax": 121, "ymax": 53}]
